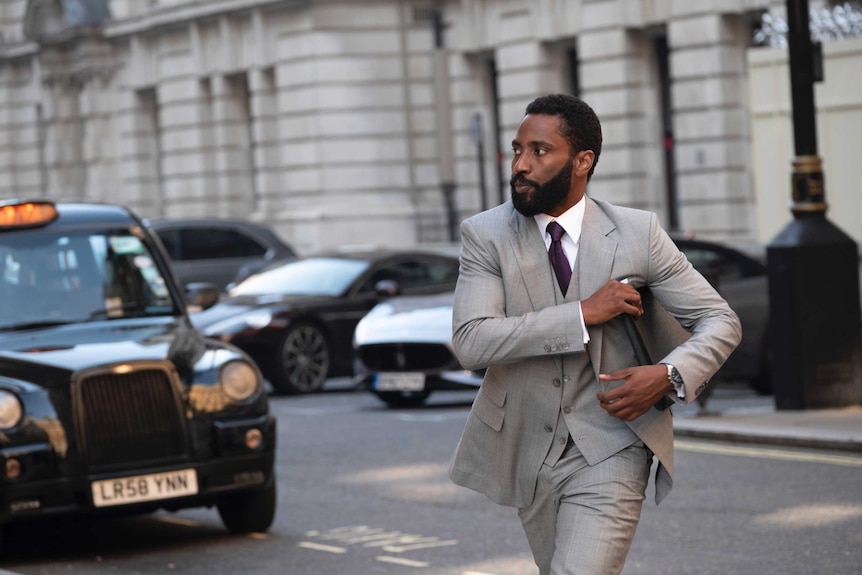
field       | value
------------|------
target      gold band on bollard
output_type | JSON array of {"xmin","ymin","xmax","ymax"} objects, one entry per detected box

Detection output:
[{"xmin": 790, "ymin": 155, "xmax": 827, "ymax": 213}]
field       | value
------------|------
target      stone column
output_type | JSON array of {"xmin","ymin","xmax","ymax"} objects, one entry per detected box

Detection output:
[
  {"xmin": 40, "ymin": 71, "xmax": 86, "ymax": 199},
  {"xmin": 0, "ymin": 60, "xmax": 43, "ymax": 198},
  {"xmin": 248, "ymin": 67, "xmax": 281, "ymax": 219},
  {"xmin": 210, "ymin": 73, "xmax": 255, "ymax": 216},
  {"xmin": 669, "ymin": 12, "xmax": 756, "ymax": 240},
  {"xmin": 578, "ymin": 24, "xmax": 665, "ymax": 214}
]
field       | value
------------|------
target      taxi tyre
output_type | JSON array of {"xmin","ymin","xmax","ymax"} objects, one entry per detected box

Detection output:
[
  {"xmin": 216, "ymin": 479, "xmax": 276, "ymax": 534},
  {"xmin": 374, "ymin": 389, "xmax": 432, "ymax": 408}
]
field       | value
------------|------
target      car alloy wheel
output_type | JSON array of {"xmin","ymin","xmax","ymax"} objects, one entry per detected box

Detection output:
[{"xmin": 277, "ymin": 323, "xmax": 330, "ymax": 394}]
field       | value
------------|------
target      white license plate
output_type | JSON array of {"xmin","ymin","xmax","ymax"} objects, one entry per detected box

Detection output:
[
  {"xmin": 92, "ymin": 468, "xmax": 198, "ymax": 508},
  {"xmin": 375, "ymin": 372, "xmax": 426, "ymax": 392}
]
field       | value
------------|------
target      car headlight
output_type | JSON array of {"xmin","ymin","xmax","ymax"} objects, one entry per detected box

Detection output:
[
  {"xmin": 0, "ymin": 390, "xmax": 23, "ymax": 429},
  {"xmin": 219, "ymin": 361, "xmax": 261, "ymax": 402}
]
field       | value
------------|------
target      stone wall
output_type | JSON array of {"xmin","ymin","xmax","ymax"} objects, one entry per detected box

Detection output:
[
  {"xmin": 5, "ymin": 0, "xmax": 843, "ymax": 254},
  {"xmin": 749, "ymin": 36, "xmax": 862, "ymax": 246}
]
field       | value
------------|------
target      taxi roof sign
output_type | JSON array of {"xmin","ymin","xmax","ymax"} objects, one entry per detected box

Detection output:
[{"xmin": 0, "ymin": 201, "xmax": 59, "ymax": 229}]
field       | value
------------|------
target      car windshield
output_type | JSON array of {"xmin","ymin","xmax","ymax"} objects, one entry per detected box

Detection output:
[
  {"xmin": 0, "ymin": 229, "xmax": 177, "ymax": 330},
  {"xmin": 230, "ymin": 257, "xmax": 370, "ymax": 297}
]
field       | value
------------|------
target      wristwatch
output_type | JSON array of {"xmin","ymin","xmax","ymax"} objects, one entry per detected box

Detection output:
[{"xmin": 662, "ymin": 363, "xmax": 684, "ymax": 392}]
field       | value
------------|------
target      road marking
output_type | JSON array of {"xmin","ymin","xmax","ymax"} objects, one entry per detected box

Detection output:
[
  {"xmin": 310, "ymin": 525, "xmax": 458, "ymax": 553},
  {"xmin": 376, "ymin": 556, "xmax": 429, "ymax": 567},
  {"xmin": 297, "ymin": 541, "xmax": 348, "ymax": 554},
  {"xmin": 0, "ymin": 570, "xmax": 25, "ymax": 575},
  {"xmin": 676, "ymin": 440, "xmax": 862, "ymax": 467},
  {"xmin": 383, "ymin": 539, "xmax": 459, "ymax": 552}
]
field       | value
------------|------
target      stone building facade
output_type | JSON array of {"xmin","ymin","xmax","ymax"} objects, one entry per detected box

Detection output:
[{"xmin": 0, "ymin": 0, "xmax": 837, "ymax": 253}]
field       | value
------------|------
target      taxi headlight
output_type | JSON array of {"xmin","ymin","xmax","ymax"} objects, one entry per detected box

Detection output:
[
  {"xmin": 219, "ymin": 361, "xmax": 261, "ymax": 402},
  {"xmin": 0, "ymin": 390, "xmax": 23, "ymax": 429}
]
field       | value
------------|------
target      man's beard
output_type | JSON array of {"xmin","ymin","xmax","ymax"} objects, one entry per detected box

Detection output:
[{"xmin": 510, "ymin": 163, "xmax": 573, "ymax": 217}]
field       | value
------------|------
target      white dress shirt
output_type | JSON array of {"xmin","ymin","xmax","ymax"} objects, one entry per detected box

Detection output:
[{"xmin": 533, "ymin": 198, "xmax": 589, "ymax": 343}]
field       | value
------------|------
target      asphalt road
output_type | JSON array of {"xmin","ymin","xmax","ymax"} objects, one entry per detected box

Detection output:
[{"xmin": 2, "ymin": 384, "xmax": 861, "ymax": 575}]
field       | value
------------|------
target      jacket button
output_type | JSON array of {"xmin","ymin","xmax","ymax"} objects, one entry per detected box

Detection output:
[
  {"xmin": 563, "ymin": 406, "xmax": 571, "ymax": 414},
  {"xmin": 563, "ymin": 375, "xmax": 571, "ymax": 383},
  {"xmin": 544, "ymin": 425, "xmax": 553, "ymax": 433},
  {"xmin": 552, "ymin": 378, "xmax": 561, "ymax": 387},
  {"xmin": 559, "ymin": 437, "xmax": 566, "ymax": 445}
]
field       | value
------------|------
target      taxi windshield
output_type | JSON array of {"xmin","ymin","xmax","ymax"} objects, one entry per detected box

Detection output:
[{"xmin": 0, "ymin": 229, "xmax": 177, "ymax": 330}]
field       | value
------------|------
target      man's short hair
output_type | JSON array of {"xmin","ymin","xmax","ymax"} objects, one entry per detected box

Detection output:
[{"xmin": 525, "ymin": 94, "xmax": 602, "ymax": 180}]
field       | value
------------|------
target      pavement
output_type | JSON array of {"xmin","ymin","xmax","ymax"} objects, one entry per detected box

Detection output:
[{"xmin": 672, "ymin": 382, "xmax": 862, "ymax": 453}]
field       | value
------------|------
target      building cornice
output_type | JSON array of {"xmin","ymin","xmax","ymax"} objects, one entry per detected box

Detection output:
[{"xmin": 103, "ymin": 0, "xmax": 309, "ymax": 38}]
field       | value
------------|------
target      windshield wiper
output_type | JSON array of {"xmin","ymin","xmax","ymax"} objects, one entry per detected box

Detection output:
[
  {"xmin": 87, "ymin": 302, "xmax": 156, "ymax": 320},
  {"xmin": 0, "ymin": 320, "xmax": 75, "ymax": 332}
]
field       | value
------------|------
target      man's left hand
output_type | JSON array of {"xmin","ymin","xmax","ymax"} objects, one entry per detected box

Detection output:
[{"xmin": 597, "ymin": 365, "xmax": 672, "ymax": 421}]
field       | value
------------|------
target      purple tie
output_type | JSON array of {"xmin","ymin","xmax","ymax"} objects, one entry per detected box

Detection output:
[{"xmin": 546, "ymin": 221, "xmax": 572, "ymax": 295}]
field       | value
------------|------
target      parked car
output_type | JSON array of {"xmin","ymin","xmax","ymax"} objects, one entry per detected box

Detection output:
[
  {"xmin": 353, "ymin": 291, "xmax": 484, "ymax": 407},
  {"xmin": 191, "ymin": 249, "xmax": 461, "ymax": 395},
  {"xmin": 0, "ymin": 200, "xmax": 277, "ymax": 551},
  {"xmin": 353, "ymin": 237, "xmax": 771, "ymax": 407},
  {"xmin": 673, "ymin": 237, "xmax": 770, "ymax": 393},
  {"xmin": 146, "ymin": 217, "xmax": 296, "ymax": 291}
]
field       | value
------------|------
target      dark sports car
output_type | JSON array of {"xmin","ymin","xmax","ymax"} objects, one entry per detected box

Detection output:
[
  {"xmin": 191, "ymin": 250, "xmax": 461, "ymax": 395},
  {"xmin": 0, "ymin": 200, "xmax": 277, "ymax": 552}
]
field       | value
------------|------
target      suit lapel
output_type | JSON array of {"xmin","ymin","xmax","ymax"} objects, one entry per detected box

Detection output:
[
  {"xmin": 508, "ymin": 209, "xmax": 557, "ymax": 314},
  {"xmin": 577, "ymin": 198, "xmax": 618, "ymax": 376},
  {"xmin": 508, "ymin": 209, "xmax": 564, "ymax": 371}
]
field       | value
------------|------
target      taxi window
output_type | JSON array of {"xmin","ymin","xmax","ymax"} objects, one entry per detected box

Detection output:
[{"xmin": 0, "ymin": 230, "xmax": 175, "ymax": 328}]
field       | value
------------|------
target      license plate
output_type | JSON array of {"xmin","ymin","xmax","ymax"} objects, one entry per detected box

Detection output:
[
  {"xmin": 375, "ymin": 372, "xmax": 425, "ymax": 392},
  {"xmin": 92, "ymin": 468, "xmax": 198, "ymax": 508}
]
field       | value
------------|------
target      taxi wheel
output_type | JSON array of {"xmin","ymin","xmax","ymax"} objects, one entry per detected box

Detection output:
[
  {"xmin": 275, "ymin": 323, "xmax": 330, "ymax": 394},
  {"xmin": 217, "ymin": 481, "xmax": 276, "ymax": 534},
  {"xmin": 374, "ymin": 390, "xmax": 432, "ymax": 407}
]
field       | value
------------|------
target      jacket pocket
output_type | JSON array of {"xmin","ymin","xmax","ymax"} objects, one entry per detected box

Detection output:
[
  {"xmin": 473, "ymin": 391, "xmax": 505, "ymax": 431},
  {"xmin": 481, "ymin": 372, "xmax": 507, "ymax": 407}
]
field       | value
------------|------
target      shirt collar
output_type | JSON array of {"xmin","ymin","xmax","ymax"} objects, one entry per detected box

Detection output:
[{"xmin": 534, "ymin": 196, "xmax": 586, "ymax": 243}]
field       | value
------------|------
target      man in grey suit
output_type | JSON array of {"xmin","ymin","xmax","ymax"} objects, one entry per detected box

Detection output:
[{"xmin": 448, "ymin": 94, "xmax": 742, "ymax": 575}]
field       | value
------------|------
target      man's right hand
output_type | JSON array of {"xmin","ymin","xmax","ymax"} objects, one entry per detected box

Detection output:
[{"xmin": 581, "ymin": 279, "xmax": 643, "ymax": 326}]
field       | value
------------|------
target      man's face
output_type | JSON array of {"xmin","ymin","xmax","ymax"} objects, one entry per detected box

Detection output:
[{"xmin": 509, "ymin": 114, "xmax": 577, "ymax": 217}]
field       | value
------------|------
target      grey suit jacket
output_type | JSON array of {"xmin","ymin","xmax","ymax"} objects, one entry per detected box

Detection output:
[{"xmin": 448, "ymin": 198, "xmax": 741, "ymax": 507}]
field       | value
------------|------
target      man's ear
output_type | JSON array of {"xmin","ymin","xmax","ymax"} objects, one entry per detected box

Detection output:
[{"xmin": 573, "ymin": 150, "xmax": 595, "ymax": 177}]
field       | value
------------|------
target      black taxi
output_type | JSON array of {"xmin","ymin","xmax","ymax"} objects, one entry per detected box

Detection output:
[{"xmin": 0, "ymin": 200, "xmax": 277, "ymax": 549}]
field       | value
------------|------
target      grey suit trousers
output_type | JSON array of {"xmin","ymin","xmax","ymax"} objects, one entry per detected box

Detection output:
[{"xmin": 517, "ymin": 440, "xmax": 653, "ymax": 575}]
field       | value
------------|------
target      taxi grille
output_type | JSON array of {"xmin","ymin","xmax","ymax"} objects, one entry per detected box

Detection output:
[
  {"xmin": 358, "ymin": 343, "xmax": 457, "ymax": 372},
  {"xmin": 76, "ymin": 367, "xmax": 188, "ymax": 468}
]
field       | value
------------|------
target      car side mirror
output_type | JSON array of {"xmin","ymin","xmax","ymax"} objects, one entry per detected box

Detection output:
[
  {"xmin": 185, "ymin": 282, "xmax": 220, "ymax": 312},
  {"xmin": 374, "ymin": 279, "xmax": 400, "ymax": 297}
]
